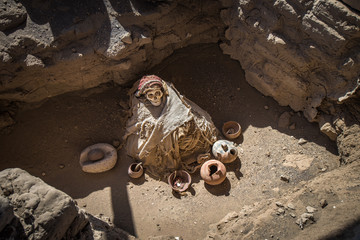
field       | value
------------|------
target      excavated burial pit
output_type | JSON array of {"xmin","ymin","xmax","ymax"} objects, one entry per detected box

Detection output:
[{"xmin": 0, "ymin": 44, "xmax": 339, "ymax": 239}]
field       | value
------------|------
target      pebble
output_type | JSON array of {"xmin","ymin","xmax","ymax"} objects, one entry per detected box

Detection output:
[
  {"xmin": 41, "ymin": 172, "xmax": 46, "ymax": 176},
  {"xmin": 306, "ymin": 206, "xmax": 317, "ymax": 213},
  {"xmin": 59, "ymin": 164, "xmax": 65, "ymax": 169},
  {"xmin": 290, "ymin": 213, "xmax": 296, "ymax": 218},
  {"xmin": 298, "ymin": 138, "xmax": 307, "ymax": 145},
  {"xmin": 300, "ymin": 213, "xmax": 314, "ymax": 222},
  {"xmin": 264, "ymin": 105, "xmax": 269, "ymax": 110},
  {"xmin": 287, "ymin": 203, "xmax": 296, "ymax": 210},
  {"xmin": 280, "ymin": 175, "xmax": 290, "ymax": 183},
  {"xmin": 275, "ymin": 202, "xmax": 284, "ymax": 207},
  {"xmin": 276, "ymin": 208, "xmax": 285, "ymax": 215},
  {"xmin": 289, "ymin": 123, "xmax": 296, "ymax": 130},
  {"xmin": 320, "ymin": 199, "xmax": 328, "ymax": 208}
]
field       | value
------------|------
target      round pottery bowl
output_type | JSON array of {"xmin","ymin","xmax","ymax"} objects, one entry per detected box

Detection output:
[
  {"xmin": 200, "ymin": 159, "xmax": 227, "ymax": 185},
  {"xmin": 168, "ymin": 170, "xmax": 191, "ymax": 192},
  {"xmin": 79, "ymin": 143, "xmax": 117, "ymax": 173},
  {"xmin": 128, "ymin": 163, "xmax": 144, "ymax": 179},
  {"xmin": 222, "ymin": 121, "xmax": 242, "ymax": 139}
]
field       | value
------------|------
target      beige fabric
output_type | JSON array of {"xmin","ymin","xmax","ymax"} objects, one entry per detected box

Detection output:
[{"xmin": 123, "ymin": 81, "xmax": 217, "ymax": 179}]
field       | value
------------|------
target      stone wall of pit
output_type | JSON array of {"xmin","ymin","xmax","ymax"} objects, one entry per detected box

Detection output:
[
  {"xmin": 220, "ymin": 0, "xmax": 360, "ymax": 122},
  {"xmin": 0, "ymin": 0, "xmax": 224, "ymax": 103}
]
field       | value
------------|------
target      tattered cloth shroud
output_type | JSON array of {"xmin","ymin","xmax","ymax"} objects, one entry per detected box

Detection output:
[{"xmin": 123, "ymin": 80, "xmax": 218, "ymax": 179}]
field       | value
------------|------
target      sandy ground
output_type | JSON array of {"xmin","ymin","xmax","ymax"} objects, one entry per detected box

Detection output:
[{"xmin": 0, "ymin": 44, "xmax": 341, "ymax": 239}]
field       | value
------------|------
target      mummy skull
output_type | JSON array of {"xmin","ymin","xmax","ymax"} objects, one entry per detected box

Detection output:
[{"xmin": 145, "ymin": 86, "xmax": 163, "ymax": 106}]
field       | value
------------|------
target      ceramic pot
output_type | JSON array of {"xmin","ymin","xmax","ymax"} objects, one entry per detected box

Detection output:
[
  {"xmin": 200, "ymin": 160, "xmax": 226, "ymax": 185},
  {"xmin": 168, "ymin": 170, "xmax": 191, "ymax": 192},
  {"xmin": 79, "ymin": 143, "xmax": 117, "ymax": 173},
  {"xmin": 222, "ymin": 121, "xmax": 241, "ymax": 139},
  {"xmin": 212, "ymin": 140, "xmax": 238, "ymax": 163},
  {"xmin": 128, "ymin": 162, "xmax": 144, "ymax": 179}
]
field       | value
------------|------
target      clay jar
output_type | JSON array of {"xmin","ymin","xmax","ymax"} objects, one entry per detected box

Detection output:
[
  {"xmin": 212, "ymin": 140, "xmax": 238, "ymax": 163},
  {"xmin": 222, "ymin": 121, "xmax": 242, "ymax": 140},
  {"xmin": 200, "ymin": 160, "xmax": 227, "ymax": 185},
  {"xmin": 128, "ymin": 162, "xmax": 144, "ymax": 179}
]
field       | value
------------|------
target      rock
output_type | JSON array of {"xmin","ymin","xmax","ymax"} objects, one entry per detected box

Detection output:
[
  {"xmin": 275, "ymin": 202, "xmax": 284, "ymax": 207},
  {"xmin": 0, "ymin": 1, "xmax": 224, "ymax": 103},
  {"xmin": 287, "ymin": 203, "xmax": 295, "ymax": 210},
  {"xmin": 221, "ymin": 0, "xmax": 360, "ymax": 123},
  {"xmin": 306, "ymin": 206, "xmax": 317, "ymax": 213},
  {"xmin": 280, "ymin": 175, "xmax": 290, "ymax": 182},
  {"xmin": 320, "ymin": 199, "xmax": 328, "ymax": 208},
  {"xmin": 298, "ymin": 138, "xmax": 308, "ymax": 145},
  {"xmin": 296, "ymin": 213, "xmax": 314, "ymax": 229},
  {"xmin": 289, "ymin": 123, "xmax": 296, "ymax": 130},
  {"xmin": 300, "ymin": 213, "xmax": 314, "ymax": 223},
  {"xmin": 24, "ymin": 54, "xmax": 45, "ymax": 68},
  {"xmin": 289, "ymin": 213, "xmax": 296, "ymax": 218},
  {"xmin": 278, "ymin": 112, "xmax": 292, "ymax": 128},
  {"xmin": 0, "ymin": 168, "xmax": 88, "ymax": 239},
  {"xmin": 320, "ymin": 122, "xmax": 337, "ymax": 141},
  {"xmin": 0, "ymin": 196, "xmax": 14, "ymax": 231},
  {"xmin": 0, "ymin": 0, "xmax": 27, "ymax": 31},
  {"xmin": 0, "ymin": 112, "xmax": 15, "ymax": 130},
  {"xmin": 276, "ymin": 208, "xmax": 285, "ymax": 215}
]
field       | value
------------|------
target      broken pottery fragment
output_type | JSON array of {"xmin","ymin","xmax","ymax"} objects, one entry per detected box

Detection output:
[{"xmin": 212, "ymin": 140, "xmax": 238, "ymax": 163}]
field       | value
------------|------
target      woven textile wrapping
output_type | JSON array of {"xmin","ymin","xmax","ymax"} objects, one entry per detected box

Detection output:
[{"xmin": 123, "ymin": 80, "xmax": 218, "ymax": 179}]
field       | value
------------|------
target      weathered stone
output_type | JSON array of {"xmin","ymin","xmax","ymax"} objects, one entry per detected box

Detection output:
[
  {"xmin": 298, "ymin": 138, "xmax": 308, "ymax": 145},
  {"xmin": 320, "ymin": 122, "xmax": 337, "ymax": 141},
  {"xmin": 221, "ymin": 0, "xmax": 360, "ymax": 122},
  {"xmin": 278, "ymin": 112, "xmax": 291, "ymax": 128},
  {"xmin": 306, "ymin": 206, "xmax": 317, "ymax": 213},
  {"xmin": 0, "ymin": 168, "xmax": 88, "ymax": 239},
  {"xmin": 287, "ymin": 203, "xmax": 296, "ymax": 210},
  {"xmin": 0, "ymin": 0, "xmax": 27, "ymax": 31},
  {"xmin": 0, "ymin": 0, "xmax": 224, "ymax": 103},
  {"xmin": 320, "ymin": 199, "xmax": 328, "ymax": 208},
  {"xmin": 24, "ymin": 54, "xmax": 45, "ymax": 68},
  {"xmin": 0, "ymin": 196, "xmax": 14, "ymax": 232}
]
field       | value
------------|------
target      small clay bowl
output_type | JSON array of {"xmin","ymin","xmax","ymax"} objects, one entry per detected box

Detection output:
[
  {"xmin": 168, "ymin": 170, "xmax": 191, "ymax": 192},
  {"xmin": 128, "ymin": 162, "xmax": 144, "ymax": 179},
  {"xmin": 222, "ymin": 121, "xmax": 242, "ymax": 139}
]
